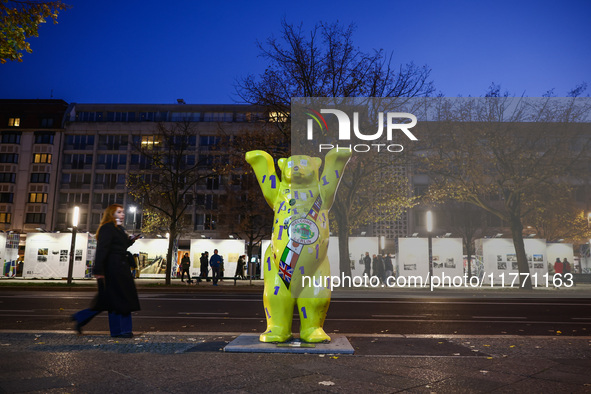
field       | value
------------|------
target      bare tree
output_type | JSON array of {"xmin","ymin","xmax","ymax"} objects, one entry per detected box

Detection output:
[
  {"xmin": 127, "ymin": 121, "xmax": 219, "ymax": 285},
  {"xmin": 425, "ymin": 90, "xmax": 591, "ymax": 289},
  {"xmin": 236, "ymin": 19, "xmax": 434, "ymax": 275}
]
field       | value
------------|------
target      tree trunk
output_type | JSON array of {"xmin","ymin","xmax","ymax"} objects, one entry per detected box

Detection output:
[
  {"xmin": 464, "ymin": 237, "xmax": 473, "ymax": 278},
  {"xmin": 334, "ymin": 213, "xmax": 352, "ymax": 277},
  {"xmin": 165, "ymin": 222, "xmax": 177, "ymax": 285},
  {"xmin": 509, "ymin": 214, "xmax": 532, "ymax": 289}
]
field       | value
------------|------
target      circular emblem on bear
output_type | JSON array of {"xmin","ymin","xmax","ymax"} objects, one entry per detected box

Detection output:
[{"xmin": 288, "ymin": 218, "xmax": 319, "ymax": 245}]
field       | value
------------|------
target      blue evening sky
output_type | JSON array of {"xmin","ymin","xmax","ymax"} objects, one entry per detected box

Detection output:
[{"xmin": 0, "ymin": 0, "xmax": 589, "ymax": 104}]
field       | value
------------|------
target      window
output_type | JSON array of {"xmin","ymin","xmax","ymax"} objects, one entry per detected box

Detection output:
[
  {"xmin": 33, "ymin": 154, "xmax": 52, "ymax": 164},
  {"xmin": 140, "ymin": 135, "xmax": 161, "ymax": 148},
  {"xmin": 8, "ymin": 118, "xmax": 20, "ymax": 127},
  {"xmin": 98, "ymin": 135, "xmax": 128, "ymax": 150},
  {"xmin": 1, "ymin": 131, "xmax": 21, "ymax": 144},
  {"xmin": 106, "ymin": 112, "xmax": 136, "ymax": 122},
  {"xmin": 28, "ymin": 193, "xmax": 48, "ymax": 203},
  {"xmin": 97, "ymin": 154, "xmax": 126, "ymax": 169},
  {"xmin": 185, "ymin": 154, "xmax": 196, "ymax": 166},
  {"xmin": 94, "ymin": 173, "xmax": 125, "ymax": 188},
  {"xmin": 63, "ymin": 154, "xmax": 91, "ymax": 168},
  {"xmin": 413, "ymin": 185, "xmax": 428, "ymax": 197},
  {"xmin": 171, "ymin": 112, "xmax": 201, "ymax": 121},
  {"xmin": 0, "ymin": 213, "xmax": 10, "ymax": 223},
  {"xmin": 269, "ymin": 111, "xmax": 288, "ymax": 122},
  {"xmin": 199, "ymin": 135, "xmax": 220, "ymax": 151},
  {"xmin": 203, "ymin": 112, "xmax": 233, "ymax": 122},
  {"xmin": 30, "ymin": 173, "xmax": 50, "ymax": 183},
  {"xmin": 130, "ymin": 154, "xmax": 152, "ymax": 169},
  {"xmin": 0, "ymin": 173, "xmax": 16, "ymax": 183},
  {"xmin": 65, "ymin": 135, "xmax": 95, "ymax": 150},
  {"xmin": 93, "ymin": 193, "xmax": 123, "ymax": 208},
  {"xmin": 76, "ymin": 111, "xmax": 103, "ymax": 122},
  {"xmin": 0, "ymin": 154, "xmax": 18, "ymax": 163},
  {"xmin": 195, "ymin": 213, "xmax": 217, "ymax": 230},
  {"xmin": 59, "ymin": 193, "xmax": 89, "ymax": 204},
  {"xmin": 34, "ymin": 131, "xmax": 55, "ymax": 144},
  {"xmin": 25, "ymin": 213, "xmax": 46, "ymax": 224},
  {"xmin": 62, "ymin": 173, "xmax": 90, "ymax": 188},
  {"xmin": 206, "ymin": 176, "xmax": 220, "ymax": 190},
  {"xmin": 40, "ymin": 118, "xmax": 54, "ymax": 128},
  {"xmin": 169, "ymin": 135, "xmax": 196, "ymax": 147},
  {"xmin": 0, "ymin": 193, "xmax": 14, "ymax": 203}
]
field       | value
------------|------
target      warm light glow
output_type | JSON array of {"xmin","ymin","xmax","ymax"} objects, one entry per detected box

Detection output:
[
  {"xmin": 269, "ymin": 111, "xmax": 288, "ymax": 122},
  {"xmin": 141, "ymin": 135, "xmax": 161, "ymax": 147},
  {"xmin": 426, "ymin": 211, "xmax": 433, "ymax": 233},
  {"xmin": 72, "ymin": 206, "xmax": 80, "ymax": 227}
]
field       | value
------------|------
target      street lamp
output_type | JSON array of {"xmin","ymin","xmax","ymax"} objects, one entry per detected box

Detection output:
[
  {"xmin": 129, "ymin": 206, "xmax": 136, "ymax": 234},
  {"xmin": 67, "ymin": 206, "xmax": 79, "ymax": 285},
  {"xmin": 380, "ymin": 235, "xmax": 385, "ymax": 254},
  {"xmin": 426, "ymin": 210, "xmax": 433, "ymax": 282}
]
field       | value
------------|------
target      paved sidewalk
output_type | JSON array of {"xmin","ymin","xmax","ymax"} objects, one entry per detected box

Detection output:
[{"xmin": 1, "ymin": 331, "xmax": 591, "ymax": 393}]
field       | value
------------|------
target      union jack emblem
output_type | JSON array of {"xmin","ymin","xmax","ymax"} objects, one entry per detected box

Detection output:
[{"xmin": 278, "ymin": 261, "xmax": 294, "ymax": 287}]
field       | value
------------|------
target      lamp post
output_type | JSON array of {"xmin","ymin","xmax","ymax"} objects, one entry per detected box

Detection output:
[
  {"xmin": 67, "ymin": 206, "xmax": 79, "ymax": 285},
  {"xmin": 380, "ymin": 236, "xmax": 385, "ymax": 254},
  {"xmin": 426, "ymin": 210, "xmax": 433, "ymax": 282},
  {"xmin": 129, "ymin": 206, "xmax": 137, "ymax": 234}
]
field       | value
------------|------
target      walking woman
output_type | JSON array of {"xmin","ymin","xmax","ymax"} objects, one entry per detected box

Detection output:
[{"xmin": 71, "ymin": 204, "xmax": 140, "ymax": 338}]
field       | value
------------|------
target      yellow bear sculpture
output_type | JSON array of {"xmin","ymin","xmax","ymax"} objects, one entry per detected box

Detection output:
[{"xmin": 245, "ymin": 148, "xmax": 351, "ymax": 343}]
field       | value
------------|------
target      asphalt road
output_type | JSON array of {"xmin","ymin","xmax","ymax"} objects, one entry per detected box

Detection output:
[{"xmin": 1, "ymin": 290, "xmax": 590, "ymax": 336}]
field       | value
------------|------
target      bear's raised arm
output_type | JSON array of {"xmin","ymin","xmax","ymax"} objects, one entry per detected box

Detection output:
[
  {"xmin": 320, "ymin": 148, "xmax": 352, "ymax": 210},
  {"xmin": 245, "ymin": 150, "xmax": 280, "ymax": 209}
]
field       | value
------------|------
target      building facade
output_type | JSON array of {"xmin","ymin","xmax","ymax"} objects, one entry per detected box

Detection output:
[{"xmin": 0, "ymin": 99, "xmax": 69, "ymax": 234}]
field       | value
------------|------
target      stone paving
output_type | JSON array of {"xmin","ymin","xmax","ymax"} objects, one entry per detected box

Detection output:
[{"xmin": 1, "ymin": 331, "xmax": 591, "ymax": 393}]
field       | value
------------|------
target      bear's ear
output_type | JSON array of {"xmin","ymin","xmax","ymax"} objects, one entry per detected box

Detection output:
[
  {"xmin": 312, "ymin": 157, "xmax": 322, "ymax": 170},
  {"xmin": 278, "ymin": 158, "xmax": 287, "ymax": 172}
]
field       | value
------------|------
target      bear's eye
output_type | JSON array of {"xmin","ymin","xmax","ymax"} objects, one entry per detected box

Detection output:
[{"xmin": 300, "ymin": 159, "xmax": 308, "ymax": 167}]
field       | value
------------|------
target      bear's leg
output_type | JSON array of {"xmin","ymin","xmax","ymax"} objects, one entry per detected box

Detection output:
[
  {"xmin": 259, "ymin": 250, "xmax": 295, "ymax": 343},
  {"xmin": 297, "ymin": 296, "xmax": 331, "ymax": 343}
]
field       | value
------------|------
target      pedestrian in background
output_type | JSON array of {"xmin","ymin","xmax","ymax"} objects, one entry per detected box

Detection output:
[
  {"xmin": 180, "ymin": 252, "xmax": 191, "ymax": 283},
  {"xmin": 363, "ymin": 252, "xmax": 371, "ymax": 277},
  {"xmin": 235, "ymin": 255, "xmax": 246, "ymax": 279},
  {"xmin": 209, "ymin": 249, "xmax": 223, "ymax": 286},
  {"xmin": 200, "ymin": 252, "xmax": 209, "ymax": 282},
  {"xmin": 384, "ymin": 253, "xmax": 394, "ymax": 280},
  {"xmin": 71, "ymin": 204, "xmax": 140, "ymax": 338}
]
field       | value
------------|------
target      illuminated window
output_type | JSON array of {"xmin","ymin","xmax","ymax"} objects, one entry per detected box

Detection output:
[
  {"xmin": 33, "ymin": 154, "xmax": 52, "ymax": 164},
  {"xmin": 8, "ymin": 118, "xmax": 20, "ymax": 127},
  {"xmin": 0, "ymin": 213, "xmax": 11, "ymax": 223},
  {"xmin": 141, "ymin": 135, "xmax": 161, "ymax": 148},
  {"xmin": 269, "ymin": 111, "xmax": 288, "ymax": 122},
  {"xmin": 28, "ymin": 193, "xmax": 48, "ymax": 203}
]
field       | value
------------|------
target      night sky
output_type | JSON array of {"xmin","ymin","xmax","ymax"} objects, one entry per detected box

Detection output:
[{"xmin": 0, "ymin": 0, "xmax": 589, "ymax": 104}]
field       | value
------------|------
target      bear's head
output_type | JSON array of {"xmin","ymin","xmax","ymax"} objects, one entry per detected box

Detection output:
[{"xmin": 278, "ymin": 155, "xmax": 322, "ymax": 187}]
